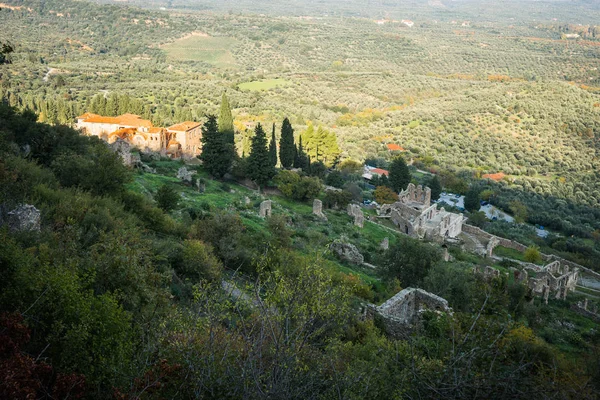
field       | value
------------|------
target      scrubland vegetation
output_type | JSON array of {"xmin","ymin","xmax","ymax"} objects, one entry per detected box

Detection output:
[{"xmin": 2, "ymin": 0, "xmax": 600, "ymax": 397}]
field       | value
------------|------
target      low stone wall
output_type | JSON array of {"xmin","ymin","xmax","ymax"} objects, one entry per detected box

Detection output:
[
  {"xmin": 462, "ymin": 223, "xmax": 600, "ymax": 281},
  {"xmin": 570, "ymin": 304, "xmax": 600, "ymax": 323},
  {"xmin": 462, "ymin": 223, "xmax": 528, "ymax": 252}
]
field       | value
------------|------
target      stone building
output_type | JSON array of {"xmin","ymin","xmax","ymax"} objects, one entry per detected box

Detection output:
[
  {"xmin": 166, "ymin": 121, "xmax": 202, "ymax": 157},
  {"xmin": 76, "ymin": 113, "xmax": 201, "ymax": 158},
  {"xmin": 367, "ymin": 288, "xmax": 452, "ymax": 338},
  {"xmin": 379, "ymin": 184, "xmax": 464, "ymax": 240},
  {"xmin": 528, "ymin": 260, "xmax": 579, "ymax": 303}
]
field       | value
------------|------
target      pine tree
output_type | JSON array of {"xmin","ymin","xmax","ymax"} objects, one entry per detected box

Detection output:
[
  {"xmin": 389, "ymin": 157, "xmax": 411, "ymax": 192},
  {"xmin": 218, "ymin": 92, "xmax": 234, "ymax": 144},
  {"xmin": 248, "ymin": 123, "xmax": 275, "ymax": 188},
  {"xmin": 200, "ymin": 115, "xmax": 233, "ymax": 178},
  {"xmin": 429, "ymin": 175, "xmax": 442, "ymax": 201},
  {"xmin": 279, "ymin": 117, "xmax": 295, "ymax": 168},
  {"xmin": 269, "ymin": 123, "xmax": 278, "ymax": 167},
  {"xmin": 301, "ymin": 124, "xmax": 340, "ymax": 167}
]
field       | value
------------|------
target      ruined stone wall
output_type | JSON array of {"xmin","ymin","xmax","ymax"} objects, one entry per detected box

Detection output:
[
  {"xmin": 371, "ymin": 288, "xmax": 452, "ymax": 339},
  {"xmin": 462, "ymin": 223, "xmax": 527, "ymax": 252}
]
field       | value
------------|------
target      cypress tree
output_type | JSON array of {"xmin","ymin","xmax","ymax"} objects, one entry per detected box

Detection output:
[
  {"xmin": 279, "ymin": 117, "xmax": 295, "ymax": 168},
  {"xmin": 269, "ymin": 123, "xmax": 278, "ymax": 167},
  {"xmin": 200, "ymin": 115, "xmax": 233, "ymax": 178},
  {"xmin": 389, "ymin": 157, "xmax": 411, "ymax": 192},
  {"xmin": 294, "ymin": 136, "xmax": 308, "ymax": 170},
  {"xmin": 429, "ymin": 175, "xmax": 442, "ymax": 201},
  {"xmin": 218, "ymin": 92, "xmax": 234, "ymax": 144},
  {"xmin": 248, "ymin": 123, "xmax": 276, "ymax": 188}
]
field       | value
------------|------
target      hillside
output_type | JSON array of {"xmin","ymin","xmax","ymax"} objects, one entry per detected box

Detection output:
[
  {"xmin": 1, "ymin": 0, "xmax": 600, "ymax": 397},
  {"xmin": 1, "ymin": 103, "xmax": 600, "ymax": 397}
]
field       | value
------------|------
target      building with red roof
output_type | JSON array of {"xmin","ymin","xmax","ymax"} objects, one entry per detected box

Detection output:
[
  {"xmin": 387, "ymin": 143, "xmax": 405, "ymax": 151},
  {"xmin": 76, "ymin": 113, "xmax": 201, "ymax": 158},
  {"xmin": 482, "ymin": 172, "xmax": 506, "ymax": 182}
]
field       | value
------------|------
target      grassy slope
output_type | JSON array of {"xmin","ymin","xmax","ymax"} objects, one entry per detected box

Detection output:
[{"xmin": 129, "ymin": 159, "xmax": 395, "ymax": 287}]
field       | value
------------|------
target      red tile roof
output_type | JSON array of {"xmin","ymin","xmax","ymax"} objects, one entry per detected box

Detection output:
[
  {"xmin": 80, "ymin": 113, "xmax": 152, "ymax": 128},
  {"xmin": 167, "ymin": 121, "xmax": 201, "ymax": 132},
  {"xmin": 482, "ymin": 172, "xmax": 506, "ymax": 181},
  {"xmin": 387, "ymin": 144, "xmax": 405, "ymax": 151},
  {"xmin": 371, "ymin": 168, "xmax": 389, "ymax": 176}
]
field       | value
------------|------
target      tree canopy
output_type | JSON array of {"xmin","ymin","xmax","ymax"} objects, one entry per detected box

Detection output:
[
  {"xmin": 200, "ymin": 115, "xmax": 234, "ymax": 178},
  {"xmin": 389, "ymin": 157, "xmax": 411, "ymax": 193},
  {"xmin": 247, "ymin": 123, "xmax": 276, "ymax": 188},
  {"xmin": 279, "ymin": 117, "xmax": 295, "ymax": 168}
]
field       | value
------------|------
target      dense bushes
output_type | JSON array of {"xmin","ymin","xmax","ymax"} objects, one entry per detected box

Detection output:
[{"xmin": 274, "ymin": 170, "xmax": 322, "ymax": 201}]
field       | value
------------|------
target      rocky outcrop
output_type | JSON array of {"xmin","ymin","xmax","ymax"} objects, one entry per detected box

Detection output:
[
  {"xmin": 330, "ymin": 239, "xmax": 365, "ymax": 265},
  {"xmin": 177, "ymin": 166, "xmax": 197, "ymax": 183},
  {"xmin": 3, "ymin": 204, "xmax": 41, "ymax": 232}
]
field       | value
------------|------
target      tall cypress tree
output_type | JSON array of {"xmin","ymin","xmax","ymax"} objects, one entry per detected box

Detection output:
[
  {"xmin": 389, "ymin": 157, "xmax": 412, "ymax": 192},
  {"xmin": 218, "ymin": 92, "xmax": 234, "ymax": 144},
  {"xmin": 294, "ymin": 136, "xmax": 309, "ymax": 171},
  {"xmin": 248, "ymin": 123, "xmax": 275, "ymax": 188},
  {"xmin": 200, "ymin": 115, "xmax": 233, "ymax": 178},
  {"xmin": 279, "ymin": 117, "xmax": 295, "ymax": 168},
  {"xmin": 269, "ymin": 123, "xmax": 277, "ymax": 167},
  {"xmin": 429, "ymin": 175, "xmax": 442, "ymax": 201}
]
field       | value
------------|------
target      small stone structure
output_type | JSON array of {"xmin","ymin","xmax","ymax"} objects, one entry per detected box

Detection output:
[
  {"xmin": 367, "ymin": 288, "xmax": 452, "ymax": 338},
  {"xmin": 380, "ymin": 237, "xmax": 389, "ymax": 251},
  {"xmin": 3, "ymin": 204, "xmax": 41, "ymax": 232},
  {"xmin": 330, "ymin": 239, "xmax": 365, "ymax": 265},
  {"xmin": 259, "ymin": 200, "xmax": 272, "ymax": 218},
  {"xmin": 312, "ymin": 199, "xmax": 327, "ymax": 220},
  {"xmin": 177, "ymin": 166, "xmax": 196, "ymax": 183},
  {"xmin": 347, "ymin": 204, "xmax": 364, "ymax": 228},
  {"xmin": 474, "ymin": 265, "xmax": 502, "ymax": 281},
  {"xmin": 442, "ymin": 244, "xmax": 450, "ymax": 262},
  {"xmin": 379, "ymin": 184, "xmax": 464, "ymax": 240}
]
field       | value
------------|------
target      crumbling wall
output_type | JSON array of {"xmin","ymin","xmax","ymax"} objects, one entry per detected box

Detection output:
[{"xmin": 372, "ymin": 288, "xmax": 452, "ymax": 338}]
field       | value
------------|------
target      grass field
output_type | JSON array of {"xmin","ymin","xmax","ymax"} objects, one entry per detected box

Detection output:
[
  {"xmin": 238, "ymin": 79, "xmax": 291, "ymax": 91},
  {"xmin": 161, "ymin": 34, "xmax": 238, "ymax": 67}
]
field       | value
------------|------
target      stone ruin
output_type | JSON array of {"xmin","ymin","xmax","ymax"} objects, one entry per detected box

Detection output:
[
  {"xmin": 330, "ymin": 238, "xmax": 365, "ymax": 265},
  {"xmin": 1, "ymin": 204, "xmax": 41, "ymax": 233},
  {"xmin": 380, "ymin": 237, "xmax": 389, "ymax": 251},
  {"xmin": 379, "ymin": 183, "xmax": 464, "ymax": 241},
  {"xmin": 347, "ymin": 203, "xmax": 364, "ymax": 228},
  {"xmin": 442, "ymin": 244, "xmax": 450, "ymax": 262},
  {"xmin": 474, "ymin": 260, "xmax": 579, "ymax": 305},
  {"xmin": 110, "ymin": 138, "xmax": 138, "ymax": 167},
  {"xmin": 177, "ymin": 166, "xmax": 197, "ymax": 184},
  {"xmin": 571, "ymin": 298, "xmax": 600, "ymax": 323},
  {"xmin": 528, "ymin": 260, "xmax": 579, "ymax": 304},
  {"xmin": 473, "ymin": 265, "xmax": 503, "ymax": 281},
  {"xmin": 259, "ymin": 200, "xmax": 272, "ymax": 218},
  {"xmin": 486, "ymin": 236, "xmax": 500, "ymax": 257},
  {"xmin": 366, "ymin": 288, "xmax": 452, "ymax": 339},
  {"xmin": 312, "ymin": 199, "xmax": 327, "ymax": 220}
]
